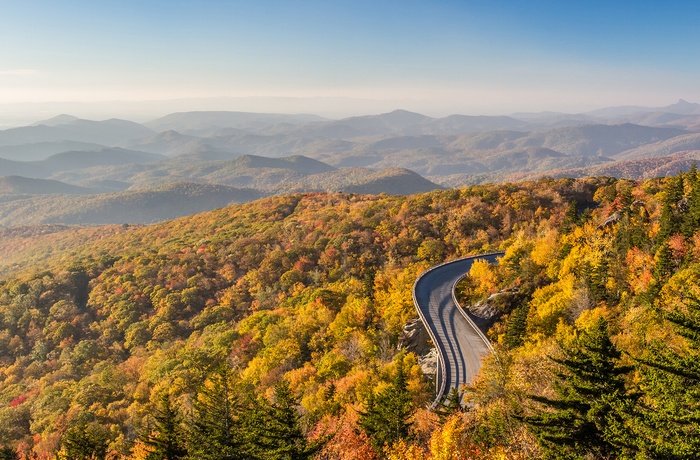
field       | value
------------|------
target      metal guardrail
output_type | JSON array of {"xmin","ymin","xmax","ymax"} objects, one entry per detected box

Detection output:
[{"xmin": 411, "ymin": 252, "xmax": 504, "ymax": 408}]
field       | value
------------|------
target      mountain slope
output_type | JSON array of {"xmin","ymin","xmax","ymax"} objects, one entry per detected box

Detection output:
[
  {"xmin": 0, "ymin": 140, "xmax": 106, "ymax": 162},
  {"xmin": 0, "ymin": 182, "xmax": 263, "ymax": 226},
  {"xmin": 0, "ymin": 117, "xmax": 154, "ymax": 147},
  {"xmin": 0, "ymin": 176, "xmax": 95, "ymax": 195}
]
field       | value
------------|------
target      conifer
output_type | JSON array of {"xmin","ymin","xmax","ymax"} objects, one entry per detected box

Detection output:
[
  {"xmin": 358, "ymin": 357, "xmax": 414, "ymax": 451},
  {"xmin": 634, "ymin": 294, "xmax": 700, "ymax": 458},
  {"xmin": 143, "ymin": 393, "xmax": 187, "ymax": 460},
  {"xmin": 187, "ymin": 365, "xmax": 245, "ymax": 460},
  {"xmin": 524, "ymin": 318, "xmax": 634, "ymax": 459},
  {"xmin": 246, "ymin": 380, "xmax": 323, "ymax": 460}
]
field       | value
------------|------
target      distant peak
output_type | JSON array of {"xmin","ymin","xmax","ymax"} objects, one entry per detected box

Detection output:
[{"xmin": 32, "ymin": 114, "xmax": 81, "ymax": 126}]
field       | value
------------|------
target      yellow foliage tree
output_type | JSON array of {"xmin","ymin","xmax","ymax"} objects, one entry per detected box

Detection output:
[
  {"xmin": 526, "ymin": 274, "xmax": 575, "ymax": 341},
  {"xmin": 468, "ymin": 259, "xmax": 499, "ymax": 299}
]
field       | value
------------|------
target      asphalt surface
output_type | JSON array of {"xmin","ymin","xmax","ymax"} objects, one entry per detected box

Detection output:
[{"xmin": 413, "ymin": 253, "xmax": 503, "ymax": 406}]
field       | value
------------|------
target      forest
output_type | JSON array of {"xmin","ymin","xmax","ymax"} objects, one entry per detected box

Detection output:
[{"xmin": 0, "ymin": 171, "xmax": 698, "ymax": 459}]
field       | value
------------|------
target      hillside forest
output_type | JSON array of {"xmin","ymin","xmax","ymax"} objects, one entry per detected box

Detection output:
[{"xmin": 0, "ymin": 171, "xmax": 699, "ymax": 459}]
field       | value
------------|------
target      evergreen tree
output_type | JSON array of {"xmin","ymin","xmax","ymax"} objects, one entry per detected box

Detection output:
[
  {"xmin": 652, "ymin": 241, "xmax": 675, "ymax": 288},
  {"xmin": 435, "ymin": 387, "xmax": 464, "ymax": 422},
  {"xmin": 187, "ymin": 365, "xmax": 246, "ymax": 460},
  {"xmin": 524, "ymin": 318, "xmax": 634, "ymax": 459},
  {"xmin": 247, "ymin": 380, "xmax": 322, "ymax": 460},
  {"xmin": 57, "ymin": 420, "xmax": 109, "ymax": 460},
  {"xmin": 503, "ymin": 303, "xmax": 529, "ymax": 350},
  {"xmin": 0, "ymin": 447, "xmax": 17, "ymax": 460},
  {"xmin": 633, "ymin": 294, "xmax": 700, "ymax": 458},
  {"xmin": 143, "ymin": 393, "xmax": 188, "ymax": 460},
  {"xmin": 657, "ymin": 174, "xmax": 685, "ymax": 243},
  {"xmin": 358, "ymin": 357, "xmax": 414, "ymax": 451},
  {"xmin": 682, "ymin": 165, "xmax": 700, "ymax": 237},
  {"xmin": 561, "ymin": 201, "xmax": 579, "ymax": 234}
]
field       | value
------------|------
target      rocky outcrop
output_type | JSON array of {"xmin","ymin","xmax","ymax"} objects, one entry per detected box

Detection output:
[
  {"xmin": 398, "ymin": 318, "xmax": 437, "ymax": 377},
  {"xmin": 466, "ymin": 288, "xmax": 518, "ymax": 331}
]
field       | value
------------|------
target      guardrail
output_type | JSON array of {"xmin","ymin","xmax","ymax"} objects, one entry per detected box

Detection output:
[{"xmin": 412, "ymin": 251, "xmax": 504, "ymax": 408}]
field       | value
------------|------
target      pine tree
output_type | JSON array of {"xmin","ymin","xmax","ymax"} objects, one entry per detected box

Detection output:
[
  {"xmin": 524, "ymin": 318, "xmax": 634, "ymax": 459},
  {"xmin": 359, "ymin": 357, "xmax": 414, "ymax": 451},
  {"xmin": 652, "ymin": 241, "xmax": 674, "ymax": 287},
  {"xmin": 633, "ymin": 294, "xmax": 700, "ymax": 458},
  {"xmin": 57, "ymin": 420, "xmax": 109, "ymax": 460},
  {"xmin": 561, "ymin": 201, "xmax": 579, "ymax": 234},
  {"xmin": 143, "ymin": 393, "xmax": 188, "ymax": 460},
  {"xmin": 657, "ymin": 174, "xmax": 685, "ymax": 243},
  {"xmin": 682, "ymin": 165, "xmax": 700, "ymax": 237},
  {"xmin": 435, "ymin": 387, "xmax": 464, "ymax": 422},
  {"xmin": 504, "ymin": 302, "xmax": 530, "ymax": 350},
  {"xmin": 0, "ymin": 447, "xmax": 17, "ymax": 460},
  {"xmin": 244, "ymin": 380, "xmax": 328, "ymax": 460},
  {"xmin": 187, "ymin": 365, "xmax": 246, "ymax": 460}
]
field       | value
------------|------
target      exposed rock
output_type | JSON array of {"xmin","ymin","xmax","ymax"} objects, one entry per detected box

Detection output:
[
  {"xmin": 466, "ymin": 288, "xmax": 518, "ymax": 331},
  {"xmin": 418, "ymin": 348, "xmax": 438, "ymax": 376},
  {"xmin": 398, "ymin": 318, "xmax": 432, "ymax": 356},
  {"xmin": 398, "ymin": 318, "xmax": 437, "ymax": 378}
]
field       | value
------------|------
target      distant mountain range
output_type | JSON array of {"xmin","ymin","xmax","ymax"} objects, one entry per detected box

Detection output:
[{"xmin": 0, "ymin": 101, "xmax": 699, "ymax": 225}]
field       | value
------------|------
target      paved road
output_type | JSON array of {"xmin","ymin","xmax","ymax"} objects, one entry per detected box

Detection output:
[{"xmin": 412, "ymin": 253, "xmax": 503, "ymax": 407}]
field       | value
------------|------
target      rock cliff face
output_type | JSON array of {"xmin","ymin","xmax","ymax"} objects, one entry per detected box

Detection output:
[{"xmin": 398, "ymin": 318, "xmax": 437, "ymax": 377}]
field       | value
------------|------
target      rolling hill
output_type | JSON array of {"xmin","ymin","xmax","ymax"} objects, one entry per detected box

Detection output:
[{"xmin": 0, "ymin": 182, "xmax": 263, "ymax": 226}]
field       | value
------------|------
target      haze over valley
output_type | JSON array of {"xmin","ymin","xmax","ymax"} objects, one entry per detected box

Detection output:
[{"xmin": 0, "ymin": 100, "xmax": 698, "ymax": 225}]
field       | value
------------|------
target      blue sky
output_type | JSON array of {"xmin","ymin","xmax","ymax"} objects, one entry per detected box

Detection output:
[{"xmin": 0, "ymin": 0, "xmax": 698, "ymax": 119}]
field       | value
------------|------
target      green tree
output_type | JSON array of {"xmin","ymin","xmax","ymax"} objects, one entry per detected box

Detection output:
[
  {"xmin": 503, "ymin": 303, "xmax": 529, "ymax": 349},
  {"xmin": 435, "ymin": 387, "xmax": 464, "ymax": 422},
  {"xmin": 247, "ymin": 380, "xmax": 323, "ymax": 460},
  {"xmin": 634, "ymin": 289, "xmax": 700, "ymax": 458},
  {"xmin": 187, "ymin": 365, "xmax": 246, "ymax": 460},
  {"xmin": 57, "ymin": 420, "xmax": 109, "ymax": 460},
  {"xmin": 682, "ymin": 165, "xmax": 700, "ymax": 237},
  {"xmin": 359, "ymin": 357, "xmax": 414, "ymax": 452},
  {"xmin": 561, "ymin": 201, "xmax": 579, "ymax": 234},
  {"xmin": 0, "ymin": 447, "xmax": 17, "ymax": 460},
  {"xmin": 143, "ymin": 393, "xmax": 188, "ymax": 460},
  {"xmin": 657, "ymin": 174, "xmax": 685, "ymax": 243},
  {"xmin": 524, "ymin": 318, "xmax": 634, "ymax": 459}
]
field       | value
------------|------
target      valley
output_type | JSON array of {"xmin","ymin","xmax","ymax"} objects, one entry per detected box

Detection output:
[{"xmin": 1, "ymin": 101, "xmax": 699, "ymax": 226}]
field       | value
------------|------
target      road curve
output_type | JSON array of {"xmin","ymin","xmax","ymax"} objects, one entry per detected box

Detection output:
[{"xmin": 412, "ymin": 253, "xmax": 504, "ymax": 407}]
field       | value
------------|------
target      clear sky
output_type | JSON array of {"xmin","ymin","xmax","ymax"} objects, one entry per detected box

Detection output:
[{"xmin": 0, "ymin": 0, "xmax": 699, "ymax": 120}]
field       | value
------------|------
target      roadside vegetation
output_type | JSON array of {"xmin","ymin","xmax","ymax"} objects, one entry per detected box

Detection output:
[{"xmin": 0, "ymin": 172, "xmax": 698, "ymax": 458}]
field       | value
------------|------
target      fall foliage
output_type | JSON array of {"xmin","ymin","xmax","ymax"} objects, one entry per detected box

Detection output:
[{"xmin": 0, "ymin": 174, "xmax": 698, "ymax": 458}]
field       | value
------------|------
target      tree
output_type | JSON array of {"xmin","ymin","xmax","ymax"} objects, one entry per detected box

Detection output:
[
  {"xmin": 503, "ymin": 303, "xmax": 529, "ymax": 349},
  {"xmin": 435, "ymin": 388, "xmax": 464, "ymax": 422},
  {"xmin": 633, "ymin": 271, "xmax": 700, "ymax": 458},
  {"xmin": 187, "ymin": 365, "xmax": 246, "ymax": 460},
  {"xmin": 0, "ymin": 447, "xmax": 17, "ymax": 460},
  {"xmin": 359, "ymin": 357, "xmax": 414, "ymax": 452},
  {"xmin": 249, "ymin": 380, "xmax": 320, "ymax": 460},
  {"xmin": 524, "ymin": 318, "xmax": 634, "ymax": 459},
  {"xmin": 657, "ymin": 174, "xmax": 685, "ymax": 244},
  {"xmin": 142, "ymin": 392, "xmax": 188, "ymax": 460},
  {"xmin": 56, "ymin": 420, "xmax": 110, "ymax": 460},
  {"xmin": 561, "ymin": 201, "xmax": 579, "ymax": 234}
]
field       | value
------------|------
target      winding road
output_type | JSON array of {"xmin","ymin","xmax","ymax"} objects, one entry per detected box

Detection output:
[{"xmin": 412, "ymin": 253, "xmax": 504, "ymax": 407}]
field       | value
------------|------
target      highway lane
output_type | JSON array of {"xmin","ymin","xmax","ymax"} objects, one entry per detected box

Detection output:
[{"xmin": 412, "ymin": 253, "xmax": 503, "ymax": 407}]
